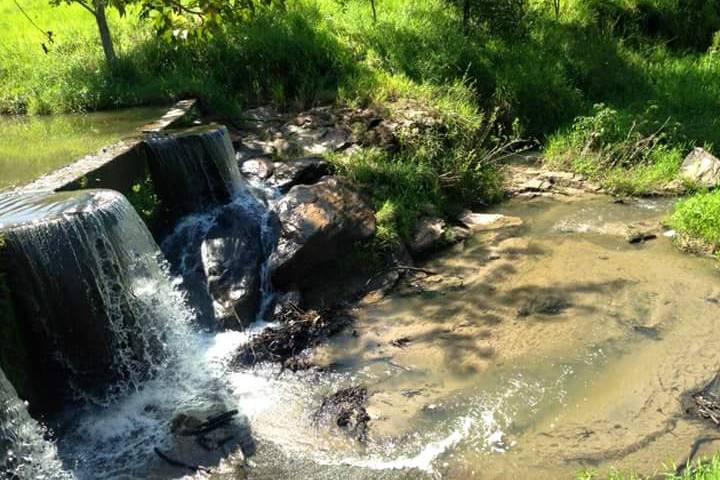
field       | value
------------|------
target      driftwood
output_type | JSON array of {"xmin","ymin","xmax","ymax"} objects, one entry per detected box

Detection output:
[
  {"xmin": 154, "ymin": 447, "xmax": 211, "ymax": 473},
  {"xmin": 183, "ymin": 409, "xmax": 239, "ymax": 436}
]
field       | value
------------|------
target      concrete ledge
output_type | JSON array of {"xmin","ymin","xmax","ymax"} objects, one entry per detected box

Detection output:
[{"xmin": 19, "ymin": 99, "xmax": 197, "ymax": 195}]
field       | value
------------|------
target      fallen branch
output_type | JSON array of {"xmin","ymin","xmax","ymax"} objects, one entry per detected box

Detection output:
[
  {"xmin": 154, "ymin": 447, "xmax": 211, "ymax": 473},
  {"xmin": 184, "ymin": 409, "xmax": 239, "ymax": 436}
]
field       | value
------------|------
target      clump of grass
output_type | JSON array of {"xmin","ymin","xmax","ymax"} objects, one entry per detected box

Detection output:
[
  {"xmin": 578, "ymin": 451, "xmax": 720, "ymax": 479},
  {"xmin": 668, "ymin": 190, "xmax": 720, "ymax": 253},
  {"xmin": 545, "ymin": 103, "xmax": 687, "ymax": 194},
  {"xmin": 329, "ymin": 76, "xmax": 504, "ymax": 245}
]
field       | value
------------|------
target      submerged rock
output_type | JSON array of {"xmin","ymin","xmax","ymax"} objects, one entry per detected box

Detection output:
[
  {"xmin": 679, "ymin": 147, "xmax": 720, "ymax": 188},
  {"xmin": 624, "ymin": 221, "xmax": 662, "ymax": 244},
  {"xmin": 458, "ymin": 211, "xmax": 523, "ymax": 231},
  {"xmin": 517, "ymin": 295, "xmax": 570, "ymax": 317},
  {"xmin": 269, "ymin": 177, "xmax": 375, "ymax": 289},
  {"xmin": 314, "ymin": 386, "xmax": 370, "ymax": 443}
]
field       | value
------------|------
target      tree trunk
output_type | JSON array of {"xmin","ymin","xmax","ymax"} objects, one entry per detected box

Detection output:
[
  {"xmin": 370, "ymin": 0, "xmax": 377, "ymax": 23},
  {"xmin": 95, "ymin": 0, "xmax": 116, "ymax": 65}
]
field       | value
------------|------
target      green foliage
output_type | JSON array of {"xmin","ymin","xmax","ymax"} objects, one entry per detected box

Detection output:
[
  {"xmin": 581, "ymin": 0, "xmax": 720, "ymax": 52},
  {"xmin": 328, "ymin": 78, "xmax": 504, "ymax": 244},
  {"xmin": 126, "ymin": 170, "xmax": 160, "ymax": 225},
  {"xmin": 669, "ymin": 190, "xmax": 720, "ymax": 251},
  {"xmin": 577, "ymin": 452, "xmax": 720, "ymax": 479},
  {"xmin": 545, "ymin": 103, "xmax": 687, "ymax": 194}
]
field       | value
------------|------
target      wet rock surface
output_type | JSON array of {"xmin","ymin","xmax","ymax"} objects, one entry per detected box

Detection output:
[
  {"xmin": 407, "ymin": 216, "xmax": 446, "ymax": 257},
  {"xmin": 156, "ymin": 409, "xmax": 254, "ymax": 477},
  {"xmin": 269, "ymin": 177, "xmax": 376, "ymax": 289},
  {"xmin": 268, "ymin": 157, "xmax": 333, "ymax": 193},
  {"xmin": 314, "ymin": 386, "xmax": 371, "ymax": 443},
  {"xmin": 201, "ymin": 203, "xmax": 266, "ymax": 326}
]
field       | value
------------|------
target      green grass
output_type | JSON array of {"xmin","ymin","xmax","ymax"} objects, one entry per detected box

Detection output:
[
  {"xmin": 3, "ymin": 0, "xmax": 720, "ymax": 241},
  {"xmin": 668, "ymin": 190, "xmax": 720, "ymax": 252},
  {"xmin": 577, "ymin": 452, "xmax": 720, "ymax": 479}
]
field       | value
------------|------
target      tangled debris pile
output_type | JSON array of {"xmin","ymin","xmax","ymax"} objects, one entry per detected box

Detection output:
[{"xmin": 233, "ymin": 304, "xmax": 352, "ymax": 367}]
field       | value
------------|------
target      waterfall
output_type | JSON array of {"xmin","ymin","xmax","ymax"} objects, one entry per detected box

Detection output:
[
  {"xmin": 153, "ymin": 125, "xmax": 280, "ymax": 327},
  {"xmin": 145, "ymin": 125, "xmax": 243, "ymax": 216},
  {"xmin": 0, "ymin": 189, "xmax": 193, "ymax": 411},
  {"xmin": 1, "ymin": 367, "xmax": 73, "ymax": 480}
]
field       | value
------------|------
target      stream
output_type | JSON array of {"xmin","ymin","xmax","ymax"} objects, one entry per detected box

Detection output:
[
  {"xmin": 3, "ymin": 145, "xmax": 720, "ymax": 479},
  {"xmin": 218, "ymin": 196, "xmax": 720, "ymax": 479}
]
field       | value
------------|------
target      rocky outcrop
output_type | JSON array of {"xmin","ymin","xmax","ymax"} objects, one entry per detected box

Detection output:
[
  {"xmin": 679, "ymin": 147, "xmax": 720, "ymax": 188},
  {"xmin": 503, "ymin": 153, "xmax": 602, "ymax": 198},
  {"xmin": 269, "ymin": 177, "xmax": 376, "ymax": 289}
]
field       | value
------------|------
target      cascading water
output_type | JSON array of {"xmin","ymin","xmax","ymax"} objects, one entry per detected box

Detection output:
[
  {"xmin": 0, "ymin": 367, "xmax": 73, "ymax": 480},
  {"xmin": 0, "ymin": 190, "xmax": 192, "ymax": 410},
  {"xmin": 150, "ymin": 125, "xmax": 280, "ymax": 327},
  {"xmin": 145, "ymin": 125, "xmax": 244, "ymax": 217}
]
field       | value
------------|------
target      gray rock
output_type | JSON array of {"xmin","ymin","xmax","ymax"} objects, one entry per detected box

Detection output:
[
  {"xmin": 458, "ymin": 211, "xmax": 523, "ymax": 231},
  {"xmin": 240, "ymin": 158, "xmax": 274, "ymax": 181},
  {"xmin": 624, "ymin": 221, "xmax": 661, "ymax": 244},
  {"xmin": 201, "ymin": 203, "xmax": 265, "ymax": 327},
  {"xmin": 407, "ymin": 216, "xmax": 446, "ymax": 257},
  {"xmin": 680, "ymin": 147, "xmax": 720, "ymax": 188},
  {"xmin": 270, "ymin": 157, "xmax": 334, "ymax": 193},
  {"xmin": 269, "ymin": 178, "xmax": 376, "ymax": 289}
]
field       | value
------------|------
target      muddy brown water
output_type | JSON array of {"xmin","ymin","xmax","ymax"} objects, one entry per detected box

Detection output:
[{"xmin": 220, "ymin": 196, "xmax": 720, "ymax": 480}]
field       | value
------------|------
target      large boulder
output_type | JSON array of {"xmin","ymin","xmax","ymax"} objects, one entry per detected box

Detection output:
[
  {"xmin": 679, "ymin": 147, "xmax": 720, "ymax": 188},
  {"xmin": 269, "ymin": 178, "xmax": 375, "ymax": 289},
  {"xmin": 201, "ymin": 203, "xmax": 266, "ymax": 327}
]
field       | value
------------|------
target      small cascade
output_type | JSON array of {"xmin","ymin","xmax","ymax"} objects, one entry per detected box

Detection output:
[
  {"xmin": 0, "ymin": 367, "xmax": 73, "ymax": 480},
  {"xmin": 156, "ymin": 126, "xmax": 280, "ymax": 327},
  {"xmin": 145, "ymin": 125, "xmax": 243, "ymax": 217},
  {"xmin": 0, "ymin": 189, "xmax": 193, "ymax": 411}
]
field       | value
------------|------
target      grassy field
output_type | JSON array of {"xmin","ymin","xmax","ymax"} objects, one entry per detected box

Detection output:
[{"xmin": 2, "ymin": 0, "xmax": 720, "ymax": 239}]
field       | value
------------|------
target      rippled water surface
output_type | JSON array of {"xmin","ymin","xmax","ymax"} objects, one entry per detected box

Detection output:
[{"xmin": 230, "ymin": 197, "xmax": 720, "ymax": 479}]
